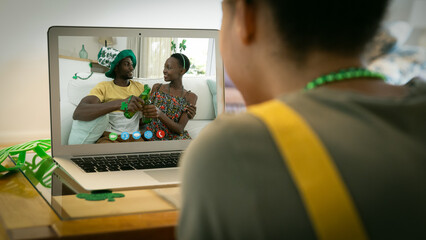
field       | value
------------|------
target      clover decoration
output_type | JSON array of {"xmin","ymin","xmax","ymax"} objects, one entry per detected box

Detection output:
[
  {"xmin": 171, "ymin": 39, "xmax": 187, "ymax": 53},
  {"xmin": 171, "ymin": 41, "xmax": 177, "ymax": 53},
  {"xmin": 179, "ymin": 39, "xmax": 187, "ymax": 52},
  {"xmin": 76, "ymin": 190, "xmax": 125, "ymax": 202}
]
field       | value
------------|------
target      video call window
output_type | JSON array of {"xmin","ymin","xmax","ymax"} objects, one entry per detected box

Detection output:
[{"xmin": 58, "ymin": 36, "xmax": 218, "ymax": 145}]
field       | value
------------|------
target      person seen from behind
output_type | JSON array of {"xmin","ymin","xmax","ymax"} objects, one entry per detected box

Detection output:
[{"xmin": 178, "ymin": 0, "xmax": 426, "ymax": 239}]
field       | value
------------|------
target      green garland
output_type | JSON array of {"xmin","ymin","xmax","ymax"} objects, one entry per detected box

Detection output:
[
  {"xmin": 0, "ymin": 139, "xmax": 55, "ymax": 188},
  {"xmin": 72, "ymin": 72, "xmax": 94, "ymax": 80}
]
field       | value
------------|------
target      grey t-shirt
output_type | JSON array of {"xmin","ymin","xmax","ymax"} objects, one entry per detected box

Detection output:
[{"xmin": 178, "ymin": 79, "xmax": 426, "ymax": 240}]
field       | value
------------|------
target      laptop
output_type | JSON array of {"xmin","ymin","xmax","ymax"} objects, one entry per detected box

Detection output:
[{"xmin": 48, "ymin": 26, "xmax": 224, "ymax": 191}]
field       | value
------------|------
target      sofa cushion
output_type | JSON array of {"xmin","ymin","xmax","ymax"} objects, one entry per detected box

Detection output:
[
  {"xmin": 185, "ymin": 120, "xmax": 212, "ymax": 139},
  {"xmin": 67, "ymin": 73, "xmax": 113, "ymax": 106},
  {"xmin": 68, "ymin": 115, "xmax": 109, "ymax": 145},
  {"xmin": 61, "ymin": 101, "xmax": 77, "ymax": 145},
  {"xmin": 182, "ymin": 77, "xmax": 215, "ymax": 120},
  {"xmin": 68, "ymin": 73, "xmax": 215, "ymax": 120},
  {"xmin": 206, "ymin": 79, "xmax": 217, "ymax": 117}
]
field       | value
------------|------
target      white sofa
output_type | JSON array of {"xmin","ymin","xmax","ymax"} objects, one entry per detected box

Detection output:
[{"xmin": 59, "ymin": 58, "xmax": 216, "ymax": 144}]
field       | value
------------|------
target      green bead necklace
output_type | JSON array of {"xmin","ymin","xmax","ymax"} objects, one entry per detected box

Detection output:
[{"xmin": 304, "ymin": 68, "xmax": 386, "ymax": 91}]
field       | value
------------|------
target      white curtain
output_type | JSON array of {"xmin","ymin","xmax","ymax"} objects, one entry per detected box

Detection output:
[
  {"xmin": 140, "ymin": 38, "xmax": 173, "ymax": 78},
  {"xmin": 126, "ymin": 37, "xmax": 140, "ymax": 77},
  {"xmin": 206, "ymin": 38, "xmax": 216, "ymax": 76}
]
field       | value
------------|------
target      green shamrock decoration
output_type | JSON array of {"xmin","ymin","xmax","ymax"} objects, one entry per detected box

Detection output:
[
  {"xmin": 171, "ymin": 39, "xmax": 187, "ymax": 53},
  {"xmin": 171, "ymin": 40, "xmax": 177, "ymax": 53},
  {"xmin": 179, "ymin": 39, "xmax": 187, "ymax": 52},
  {"xmin": 76, "ymin": 190, "xmax": 125, "ymax": 202}
]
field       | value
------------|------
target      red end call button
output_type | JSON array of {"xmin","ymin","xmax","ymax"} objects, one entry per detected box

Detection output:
[{"xmin": 156, "ymin": 130, "xmax": 165, "ymax": 139}]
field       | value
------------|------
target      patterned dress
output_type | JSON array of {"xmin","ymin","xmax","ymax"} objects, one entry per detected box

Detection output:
[{"xmin": 142, "ymin": 85, "xmax": 191, "ymax": 141}]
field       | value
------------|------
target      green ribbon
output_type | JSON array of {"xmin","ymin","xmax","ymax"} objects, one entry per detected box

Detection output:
[{"xmin": 0, "ymin": 139, "xmax": 55, "ymax": 188}]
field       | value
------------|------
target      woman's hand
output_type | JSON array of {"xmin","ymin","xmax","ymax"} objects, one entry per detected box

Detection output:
[
  {"xmin": 185, "ymin": 104, "xmax": 197, "ymax": 119},
  {"xmin": 143, "ymin": 104, "xmax": 162, "ymax": 118}
]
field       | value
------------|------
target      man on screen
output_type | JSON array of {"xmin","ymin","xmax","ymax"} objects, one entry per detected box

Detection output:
[{"xmin": 73, "ymin": 48, "xmax": 146, "ymax": 143}]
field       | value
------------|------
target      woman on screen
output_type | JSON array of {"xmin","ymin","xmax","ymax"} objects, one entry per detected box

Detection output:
[{"xmin": 142, "ymin": 53, "xmax": 198, "ymax": 140}]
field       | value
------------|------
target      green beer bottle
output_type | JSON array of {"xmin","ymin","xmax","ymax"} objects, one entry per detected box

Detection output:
[
  {"xmin": 140, "ymin": 85, "xmax": 152, "ymax": 124},
  {"xmin": 123, "ymin": 84, "xmax": 152, "ymax": 121}
]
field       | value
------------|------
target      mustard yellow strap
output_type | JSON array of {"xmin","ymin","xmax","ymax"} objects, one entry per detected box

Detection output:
[{"xmin": 248, "ymin": 99, "xmax": 368, "ymax": 240}]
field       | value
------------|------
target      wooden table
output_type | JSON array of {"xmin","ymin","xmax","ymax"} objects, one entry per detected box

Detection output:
[{"xmin": 0, "ymin": 157, "xmax": 179, "ymax": 240}]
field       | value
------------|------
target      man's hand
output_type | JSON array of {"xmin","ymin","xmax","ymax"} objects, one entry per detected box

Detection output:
[{"xmin": 125, "ymin": 96, "xmax": 144, "ymax": 112}]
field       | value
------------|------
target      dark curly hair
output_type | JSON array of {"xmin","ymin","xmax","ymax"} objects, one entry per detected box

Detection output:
[
  {"xmin": 229, "ymin": 0, "xmax": 390, "ymax": 62},
  {"xmin": 171, "ymin": 53, "xmax": 191, "ymax": 73}
]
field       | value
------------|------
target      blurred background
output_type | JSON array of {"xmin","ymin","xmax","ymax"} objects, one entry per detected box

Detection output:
[
  {"xmin": 0, "ymin": 0, "xmax": 222, "ymax": 144},
  {"xmin": 0, "ymin": 0, "xmax": 425, "ymax": 144}
]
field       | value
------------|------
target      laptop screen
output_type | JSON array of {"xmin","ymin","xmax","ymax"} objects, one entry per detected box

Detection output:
[{"xmin": 48, "ymin": 27, "xmax": 224, "ymax": 156}]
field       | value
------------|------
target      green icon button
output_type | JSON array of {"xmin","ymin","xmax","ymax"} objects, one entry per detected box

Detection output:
[{"xmin": 109, "ymin": 132, "xmax": 118, "ymax": 141}]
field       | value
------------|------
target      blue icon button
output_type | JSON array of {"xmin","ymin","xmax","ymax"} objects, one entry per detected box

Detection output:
[
  {"xmin": 121, "ymin": 132, "xmax": 130, "ymax": 140},
  {"xmin": 144, "ymin": 130, "xmax": 153, "ymax": 140},
  {"xmin": 132, "ymin": 131, "xmax": 141, "ymax": 140}
]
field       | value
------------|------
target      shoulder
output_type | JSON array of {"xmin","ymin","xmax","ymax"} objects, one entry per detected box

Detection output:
[
  {"xmin": 185, "ymin": 91, "xmax": 198, "ymax": 104},
  {"xmin": 205, "ymin": 112, "xmax": 265, "ymax": 137},
  {"xmin": 191, "ymin": 111, "xmax": 269, "ymax": 143},
  {"xmin": 179, "ymin": 112, "xmax": 289, "ymax": 238},
  {"xmin": 80, "ymin": 95, "xmax": 101, "ymax": 104},
  {"xmin": 406, "ymin": 77, "xmax": 426, "ymax": 95},
  {"xmin": 93, "ymin": 81, "xmax": 112, "ymax": 88},
  {"xmin": 89, "ymin": 81, "xmax": 112, "ymax": 95},
  {"xmin": 100, "ymin": 80, "xmax": 113, "ymax": 85},
  {"xmin": 152, "ymin": 83, "xmax": 162, "ymax": 91},
  {"xmin": 181, "ymin": 112, "xmax": 272, "ymax": 174},
  {"xmin": 129, "ymin": 80, "xmax": 144, "ymax": 88},
  {"xmin": 180, "ymin": 111, "xmax": 273, "ymax": 188}
]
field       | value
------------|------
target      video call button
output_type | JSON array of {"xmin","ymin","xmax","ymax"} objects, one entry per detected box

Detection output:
[
  {"xmin": 132, "ymin": 131, "xmax": 141, "ymax": 140},
  {"xmin": 156, "ymin": 130, "xmax": 165, "ymax": 139},
  {"xmin": 144, "ymin": 130, "xmax": 153, "ymax": 140},
  {"xmin": 121, "ymin": 132, "xmax": 130, "ymax": 141},
  {"xmin": 109, "ymin": 132, "xmax": 118, "ymax": 141}
]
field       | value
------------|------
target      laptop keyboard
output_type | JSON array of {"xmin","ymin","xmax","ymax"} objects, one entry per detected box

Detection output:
[{"xmin": 70, "ymin": 152, "xmax": 181, "ymax": 173}]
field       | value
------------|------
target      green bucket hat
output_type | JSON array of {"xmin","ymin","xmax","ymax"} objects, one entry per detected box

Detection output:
[{"xmin": 97, "ymin": 47, "xmax": 137, "ymax": 78}]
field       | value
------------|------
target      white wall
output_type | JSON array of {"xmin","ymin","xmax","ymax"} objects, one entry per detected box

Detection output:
[{"xmin": 0, "ymin": 0, "xmax": 222, "ymax": 144}]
